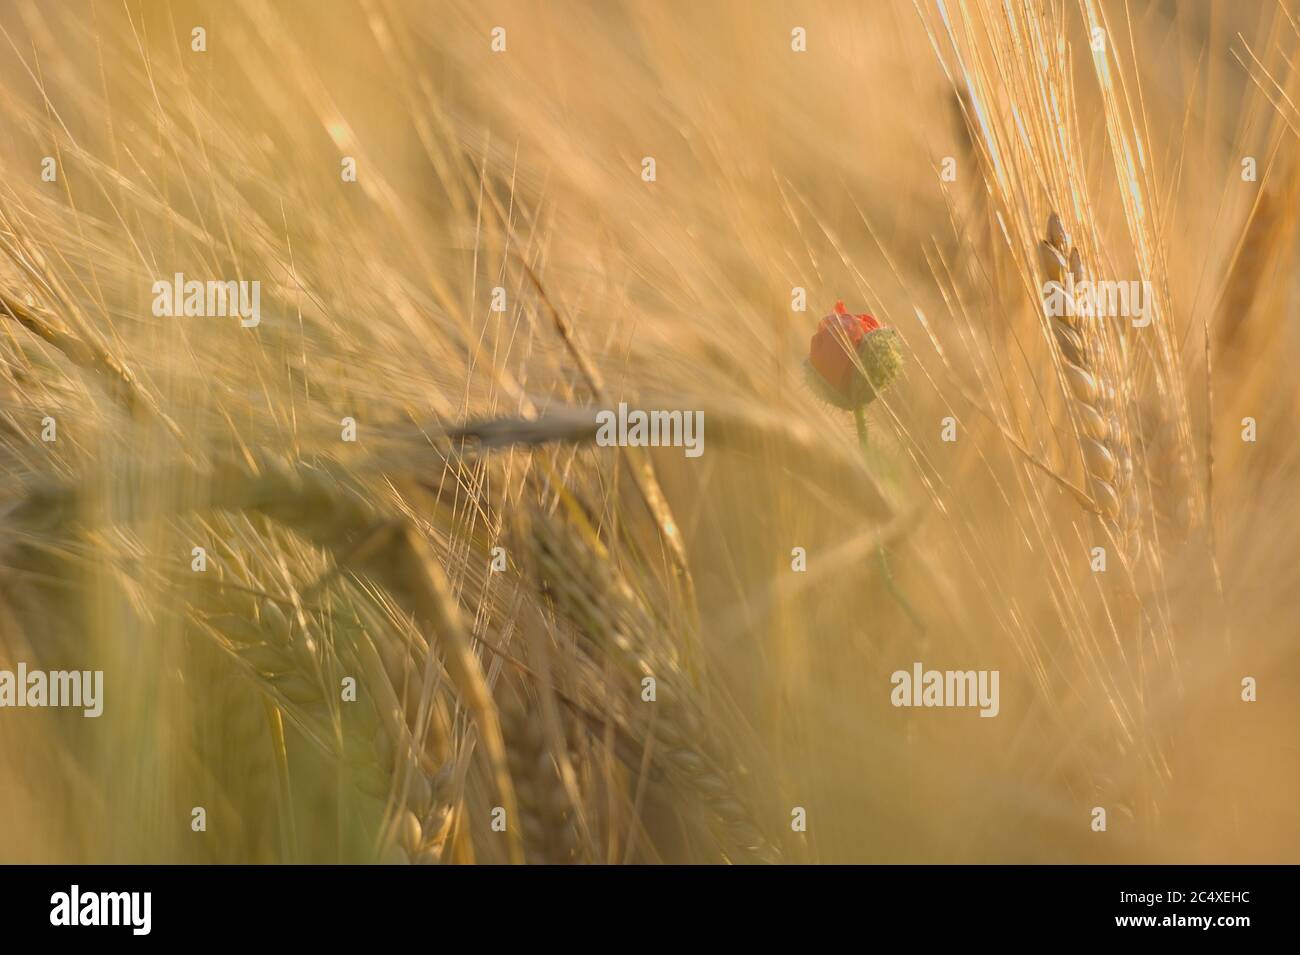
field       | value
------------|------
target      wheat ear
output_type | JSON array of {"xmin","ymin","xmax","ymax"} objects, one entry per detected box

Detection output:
[
  {"xmin": 12, "ymin": 462, "xmax": 522, "ymax": 863},
  {"xmin": 500, "ymin": 691, "xmax": 582, "ymax": 864},
  {"xmin": 1038, "ymin": 213, "xmax": 1137, "ymax": 551},
  {"xmin": 529, "ymin": 508, "xmax": 781, "ymax": 863},
  {"xmin": 196, "ymin": 586, "xmax": 453, "ymax": 863}
]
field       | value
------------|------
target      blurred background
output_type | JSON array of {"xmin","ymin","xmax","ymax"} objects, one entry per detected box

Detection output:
[{"xmin": 0, "ymin": 0, "xmax": 1296, "ymax": 863}]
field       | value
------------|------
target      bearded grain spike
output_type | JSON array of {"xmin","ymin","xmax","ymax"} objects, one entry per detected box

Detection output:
[
  {"xmin": 528, "ymin": 507, "xmax": 782, "ymax": 863},
  {"xmin": 10, "ymin": 462, "xmax": 525, "ymax": 864},
  {"xmin": 1038, "ymin": 213, "xmax": 1137, "ymax": 550}
]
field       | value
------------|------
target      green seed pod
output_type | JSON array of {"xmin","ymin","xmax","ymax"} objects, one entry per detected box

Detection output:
[{"xmin": 850, "ymin": 326, "xmax": 903, "ymax": 406}]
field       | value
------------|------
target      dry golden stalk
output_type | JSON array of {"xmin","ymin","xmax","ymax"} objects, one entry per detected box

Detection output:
[
  {"xmin": 1216, "ymin": 178, "xmax": 1300, "ymax": 354},
  {"xmin": 449, "ymin": 398, "xmax": 893, "ymax": 521},
  {"xmin": 213, "ymin": 670, "xmax": 278, "ymax": 863}
]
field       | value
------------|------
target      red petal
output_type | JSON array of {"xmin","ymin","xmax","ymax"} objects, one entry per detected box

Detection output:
[{"xmin": 809, "ymin": 313, "xmax": 865, "ymax": 399}]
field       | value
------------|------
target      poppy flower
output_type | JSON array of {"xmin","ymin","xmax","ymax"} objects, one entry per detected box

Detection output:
[{"xmin": 804, "ymin": 302, "xmax": 902, "ymax": 410}]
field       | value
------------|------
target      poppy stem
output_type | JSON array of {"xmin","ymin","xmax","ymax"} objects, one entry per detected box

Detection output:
[
  {"xmin": 852, "ymin": 403, "xmax": 926, "ymax": 634},
  {"xmin": 852, "ymin": 403, "xmax": 868, "ymax": 456}
]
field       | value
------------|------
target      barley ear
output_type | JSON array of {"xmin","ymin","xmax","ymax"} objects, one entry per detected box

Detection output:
[{"xmin": 1039, "ymin": 213, "xmax": 1137, "ymax": 553}]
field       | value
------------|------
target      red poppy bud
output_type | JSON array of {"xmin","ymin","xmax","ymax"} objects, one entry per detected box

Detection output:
[{"xmin": 804, "ymin": 303, "xmax": 901, "ymax": 410}]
